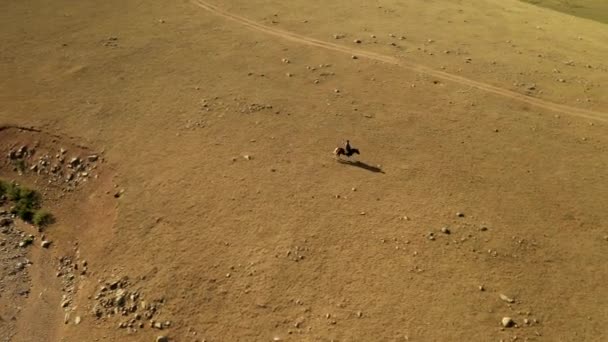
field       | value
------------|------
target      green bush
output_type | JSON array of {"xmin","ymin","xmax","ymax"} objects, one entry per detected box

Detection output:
[
  {"xmin": 0, "ymin": 180, "xmax": 7, "ymax": 196},
  {"xmin": 12, "ymin": 200, "xmax": 35, "ymax": 221},
  {"xmin": 8, "ymin": 184, "xmax": 39, "ymax": 205},
  {"xmin": 0, "ymin": 182, "xmax": 6, "ymax": 206},
  {"xmin": 32, "ymin": 210, "xmax": 55, "ymax": 227},
  {"xmin": 6, "ymin": 183, "xmax": 21, "ymax": 201},
  {"xmin": 2, "ymin": 181, "xmax": 42, "ymax": 223},
  {"xmin": 0, "ymin": 180, "xmax": 53, "ymax": 226}
]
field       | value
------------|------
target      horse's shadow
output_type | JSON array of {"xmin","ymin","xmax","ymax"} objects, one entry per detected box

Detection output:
[{"xmin": 337, "ymin": 159, "xmax": 385, "ymax": 174}]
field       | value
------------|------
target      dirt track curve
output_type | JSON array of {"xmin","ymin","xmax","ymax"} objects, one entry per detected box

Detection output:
[{"xmin": 192, "ymin": 0, "xmax": 607, "ymax": 122}]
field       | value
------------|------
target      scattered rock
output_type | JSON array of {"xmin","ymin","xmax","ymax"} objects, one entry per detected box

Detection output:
[
  {"xmin": 353, "ymin": 39, "xmax": 362, "ymax": 44},
  {"xmin": 74, "ymin": 316, "xmax": 82, "ymax": 325},
  {"xmin": 156, "ymin": 336, "xmax": 169, "ymax": 342},
  {"xmin": 5, "ymin": 144, "xmax": 100, "ymax": 190},
  {"xmin": 499, "ymin": 294, "xmax": 515, "ymax": 303},
  {"xmin": 69, "ymin": 157, "xmax": 81, "ymax": 167},
  {"xmin": 41, "ymin": 240, "xmax": 52, "ymax": 248},
  {"xmin": 92, "ymin": 276, "xmax": 166, "ymax": 334},
  {"xmin": 19, "ymin": 236, "xmax": 34, "ymax": 248},
  {"xmin": 456, "ymin": 212, "xmax": 465, "ymax": 217},
  {"xmin": 116, "ymin": 289, "xmax": 127, "ymax": 306},
  {"xmin": 93, "ymin": 304, "xmax": 103, "ymax": 318},
  {"xmin": 441, "ymin": 227, "xmax": 451, "ymax": 234},
  {"xmin": 114, "ymin": 189, "xmax": 125, "ymax": 198},
  {"xmin": 501, "ymin": 317, "xmax": 515, "ymax": 328}
]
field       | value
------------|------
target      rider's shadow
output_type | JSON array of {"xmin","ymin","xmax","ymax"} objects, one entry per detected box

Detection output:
[{"xmin": 337, "ymin": 159, "xmax": 385, "ymax": 174}]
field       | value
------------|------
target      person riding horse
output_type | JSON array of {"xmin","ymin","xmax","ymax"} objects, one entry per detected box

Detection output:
[
  {"xmin": 334, "ymin": 140, "xmax": 359, "ymax": 158},
  {"xmin": 345, "ymin": 140, "xmax": 353, "ymax": 155}
]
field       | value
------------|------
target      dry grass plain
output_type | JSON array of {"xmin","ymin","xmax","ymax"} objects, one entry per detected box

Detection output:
[{"xmin": 1, "ymin": 0, "xmax": 607, "ymax": 341}]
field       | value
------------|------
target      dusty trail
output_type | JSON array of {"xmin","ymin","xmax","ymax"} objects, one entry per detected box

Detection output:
[{"xmin": 192, "ymin": 0, "xmax": 607, "ymax": 122}]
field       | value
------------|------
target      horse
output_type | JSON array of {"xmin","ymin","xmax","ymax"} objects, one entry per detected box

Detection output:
[{"xmin": 334, "ymin": 146, "xmax": 360, "ymax": 158}]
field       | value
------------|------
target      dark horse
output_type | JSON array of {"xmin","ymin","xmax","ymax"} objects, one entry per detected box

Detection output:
[{"xmin": 334, "ymin": 146, "xmax": 360, "ymax": 158}]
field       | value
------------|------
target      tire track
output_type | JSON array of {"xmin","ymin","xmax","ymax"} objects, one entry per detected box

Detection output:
[{"xmin": 192, "ymin": 0, "xmax": 607, "ymax": 122}]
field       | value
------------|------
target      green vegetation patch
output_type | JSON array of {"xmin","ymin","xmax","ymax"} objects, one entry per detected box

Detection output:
[
  {"xmin": 33, "ymin": 210, "xmax": 55, "ymax": 227},
  {"xmin": 0, "ymin": 180, "xmax": 54, "ymax": 227},
  {"xmin": 521, "ymin": 0, "xmax": 608, "ymax": 24}
]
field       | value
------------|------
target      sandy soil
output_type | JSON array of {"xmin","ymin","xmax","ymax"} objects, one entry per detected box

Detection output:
[{"xmin": 1, "ymin": 0, "xmax": 607, "ymax": 341}]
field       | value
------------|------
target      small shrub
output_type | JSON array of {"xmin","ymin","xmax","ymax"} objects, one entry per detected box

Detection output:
[
  {"xmin": 9, "ymin": 185, "xmax": 39, "ymax": 206},
  {"xmin": 4, "ymin": 183, "xmax": 41, "ymax": 223},
  {"xmin": 0, "ymin": 180, "xmax": 52, "ymax": 226},
  {"xmin": 12, "ymin": 201, "xmax": 35, "ymax": 222},
  {"xmin": 6, "ymin": 183, "xmax": 21, "ymax": 201},
  {"xmin": 0, "ymin": 180, "xmax": 7, "ymax": 197},
  {"xmin": 33, "ymin": 210, "xmax": 55, "ymax": 227}
]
